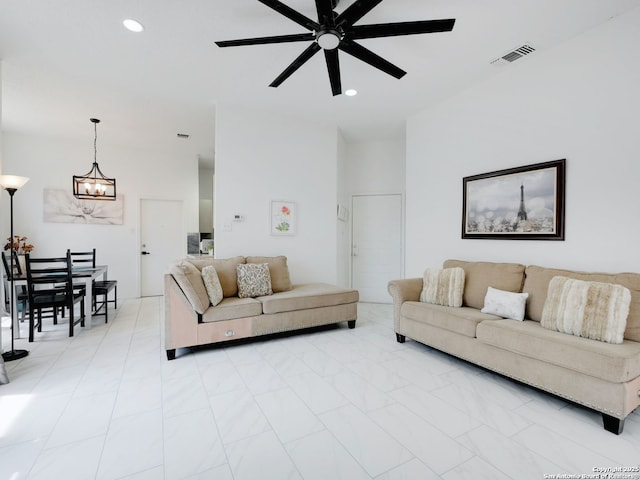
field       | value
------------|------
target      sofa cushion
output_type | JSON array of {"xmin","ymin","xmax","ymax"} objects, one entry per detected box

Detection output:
[
  {"xmin": 237, "ymin": 263, "xmax": 273, "ymax": 298},
  {"xmin": 443, "ymin": 260, "xmax": 525, "ymax": 310},
  {"xmin": 185, "ymin": 257, "xmax": 214, "ymax": 271},
  {"xmin": 201, "ymin": 296, "xmax": 263, "ymax": 322},
  {"xmin": 523, "ymin": 265, "xmax": 640, "ymax": 342},
  {"xmin": 476, "ymin": 319, "xmax": 640, "ymax": 383},
  {"xmin": 481, "ymin": 287, "xmax": 529, "ymax": 321},
  {"xmin": 541, "ymin": 276, "xmax": 631, "ymax": 344},
  {"xmin": 420, "ymin": 267, "xmax": 464, "ymax": 307},
  {"xmin": 246, "ymin": 256, "xmax": 292, "ymax": 293},
  {"xmin": 197, "ymin": 256, "xmax": 245, "ymax": 298},
  {"xmin": 169, "ymin": 261, "xmax": 210, "ymax": 315},
  {"xmin": 259, "ymin": 283, "xmax": 359, "ymax": 315},
  {"xmin": 401, "ymin": 301, "xmax": 502, "ymax": 338},
  {"xmin": 201, "ymin": 265, "xmax": 223, "ymax": 307}
]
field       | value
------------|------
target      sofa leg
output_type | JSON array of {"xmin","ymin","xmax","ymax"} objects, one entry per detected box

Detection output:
[
  {"xmin": 396, "ymin": 333, "xmax": 406, "ymax": 343},
  {"xmin": 166, "ymin": 349, "xmax": 176, "ymax": 361},
  {"xmin": 602, "ymin": 414, "xmax": 624, "ymax": 434},
  {"xmin": 348, "ymin": 320, "xmax": 356, "ymax": 329}
]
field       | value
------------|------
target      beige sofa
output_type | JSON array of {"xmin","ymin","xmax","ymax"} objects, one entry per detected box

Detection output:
[
  {"xmin": 164, "ymin": 255, "xmax": 358, "ymax": 360},
  {"xmin": 388, "ymin": 259, "xmax": 640, "ymax": 434}
]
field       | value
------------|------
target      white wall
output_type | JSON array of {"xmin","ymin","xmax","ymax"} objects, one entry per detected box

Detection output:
[
  {"xmin": 406, "ymin": 7, "xmax": 640, "ymax": 276},
  {"xmin": 346, "ymin": 139, "xmax": 406, "ymax": 195},
  {"xmin": 198, "ymin": 163, "xmax": 214, "ymax": 233},
  {"xmin": 336, "ymin": 132, "xmax": 349, "ymax": 287},
  {"xmin": 214, "ymin": 105, "xmax": 339, "ymax": 284},
  {"xmin": 1, "ymin": 131, "xmax": 200, "ymax": 297}
]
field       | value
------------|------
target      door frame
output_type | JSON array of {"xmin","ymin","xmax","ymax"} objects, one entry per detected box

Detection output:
[
  {"xmin": 137, "ymin": 197, "xmax": 185, "ymax": 298},
  {"xmin": 349, "ymin": 192, "xmax": 405, "ymax": 296}
]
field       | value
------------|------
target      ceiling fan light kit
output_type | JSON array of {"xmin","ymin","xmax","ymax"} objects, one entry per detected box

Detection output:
[{"xmin": 215, "ymin": 0, "xmax": 455, "ymax": 96}]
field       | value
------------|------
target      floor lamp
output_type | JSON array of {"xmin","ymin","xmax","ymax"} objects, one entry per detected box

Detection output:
[{"xmin": 1, "ymin": 175, "xmax": 30, "ymax": 362}]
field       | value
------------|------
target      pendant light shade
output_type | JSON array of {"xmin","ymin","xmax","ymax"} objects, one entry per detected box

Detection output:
[{"xmin": 73, "ymin": 118, "xmax": 116, "ymax": 200}]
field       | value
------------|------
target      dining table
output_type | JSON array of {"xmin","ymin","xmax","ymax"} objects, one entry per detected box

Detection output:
[{"xmin": 10, "ymin": 264, "xmax": 110, "ymax": 339}]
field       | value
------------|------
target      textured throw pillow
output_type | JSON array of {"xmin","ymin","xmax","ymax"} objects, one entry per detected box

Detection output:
[
  {"xmin": 420, "ymin": 267, "xmax": 465, "ymax": 307},
  {"xmin": 481, "ymin": 287, "xmax": 529, "ymax": 321},
  {"xmin": 201, "ymin": 265, "xmax": 223, "ymax": 307},
  {"xmin": 237, "ymin": 263, "xmax": 273, "ymax": 298},
  {"xmin": 541, "ymin": 276, "xmax": 631, "ymax": 344}
]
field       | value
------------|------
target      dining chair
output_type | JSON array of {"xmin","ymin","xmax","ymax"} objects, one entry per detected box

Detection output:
[
  {"xmin": 68, "ymin": 249, "xmax": 117, "ymax": 322},
  {"xmin": 2, "ymin": 250, "xmax": 28, "ymax": 320},
  {"xmin": 25, "ymin": 252, "xmax": 85, "ymax": 342}
]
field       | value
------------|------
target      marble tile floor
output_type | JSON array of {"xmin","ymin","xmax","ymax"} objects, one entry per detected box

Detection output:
[{"xmin": 1, "ymin": 299, "xmax": 639, "ymax": 480}]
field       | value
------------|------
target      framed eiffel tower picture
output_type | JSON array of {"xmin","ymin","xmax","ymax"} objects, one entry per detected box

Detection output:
[{"xmin": 462, "ymin": 159, "xmax": 565, "ymax": 240}]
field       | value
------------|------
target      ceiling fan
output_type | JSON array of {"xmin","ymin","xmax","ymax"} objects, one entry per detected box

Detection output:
[{"xmin": 215, "ymin": 0, "xmax": 455, "ymax": 96}]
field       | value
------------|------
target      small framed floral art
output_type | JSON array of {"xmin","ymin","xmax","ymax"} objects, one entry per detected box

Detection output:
[{"xmin": 270, "ymin": 200, "xmax": 297, "ymax": 236}]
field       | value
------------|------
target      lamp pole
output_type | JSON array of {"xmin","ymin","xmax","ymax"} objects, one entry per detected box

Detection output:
[{"xmin": 1, "ymin": 175, "xmax": 30, "ymax": 361}]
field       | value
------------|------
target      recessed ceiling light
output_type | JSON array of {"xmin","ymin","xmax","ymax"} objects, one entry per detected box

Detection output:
[
  {"xmin": 345, "ymin": 89, "xmax": 358, "ymax": 97},
  {"xmin": 123, "ymin": 18, "xmax": 144, "ymax": 33}
]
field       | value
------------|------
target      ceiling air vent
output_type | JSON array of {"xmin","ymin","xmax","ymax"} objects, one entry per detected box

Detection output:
[{"xmin": 491, "ymin": 44, "xmax": 536, "ymax": 66}]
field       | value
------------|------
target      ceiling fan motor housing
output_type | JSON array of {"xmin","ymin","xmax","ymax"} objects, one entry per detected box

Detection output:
[{"xmin": 316, "ymin": 28, "xmax": 342, "ymax": 49}]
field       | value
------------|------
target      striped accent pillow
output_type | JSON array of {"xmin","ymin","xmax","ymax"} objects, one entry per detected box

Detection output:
[
  {"xmin": 541, "ymin": 276, "xmax": 631, "ymax": 344},
  {"xmin": 420, "ymin": 267, "xmax": 465, "ymax": 307}
]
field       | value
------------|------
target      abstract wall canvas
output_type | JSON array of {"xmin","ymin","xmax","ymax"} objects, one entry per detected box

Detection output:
[{"xmin": 44, "ymin": 189, "xmax": 124, "ymax": 224}]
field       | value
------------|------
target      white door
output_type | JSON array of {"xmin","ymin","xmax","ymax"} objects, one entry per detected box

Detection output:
[
  {"xmin": 351, "ymin": 194, "xmax": 403, "ymax": 303},
  {"xmin": 140, "ymin": 199, "xmax": 184, "ymax": 297}
]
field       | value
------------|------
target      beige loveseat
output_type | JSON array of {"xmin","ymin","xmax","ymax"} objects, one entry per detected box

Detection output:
[
  {"xmin": 164, "ymin": 255, "xmax": 358, "ymax": 360},
  {"xmin": 388, "ymin": 260, "xmax": 640, "ymax": 434}
]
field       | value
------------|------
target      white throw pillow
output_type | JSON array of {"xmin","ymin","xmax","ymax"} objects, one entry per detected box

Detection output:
[
  {"xmin": 481, "ymin": 287, "xmax": 529, "ymax": 321},
  {"xmin": 201, "ymin": 265, "xmax": 223, "ymax": 306},
  {"xmin": 420, "ymin": 267, "xmax": 465, "ymax": 307}
]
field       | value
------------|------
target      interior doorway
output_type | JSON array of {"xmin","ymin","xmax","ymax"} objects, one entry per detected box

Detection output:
[
  {"xmin": 140, "ymin": 199, "xmax": 184, "ymax": 297},
  {"xmin": 351, "ymin": 194, "xmax": 403, "ymax": 303}
]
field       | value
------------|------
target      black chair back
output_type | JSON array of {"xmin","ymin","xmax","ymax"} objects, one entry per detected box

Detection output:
[
  {"xmin": 25, "ymin": 253, "xmax": 74, "ymax": 297},
  {"xmin": 67, "ymin": 249, "xmax": 96, "ymax": 268},
  {"xmin": 2, "ymin": 250, "xmax": 28, "ymax": 312},
  {"xmin": 25, "ymin": 252, "xmax": 86, "ymax": 341},
  {"xmin": 2, "ymin": 249, "xmax": 23, "ymax": 278}
]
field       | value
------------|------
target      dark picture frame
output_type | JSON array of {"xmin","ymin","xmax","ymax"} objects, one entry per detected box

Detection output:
[{"xmin": 462, "ymin": 159, "xmax": 565, "ymax": 240}]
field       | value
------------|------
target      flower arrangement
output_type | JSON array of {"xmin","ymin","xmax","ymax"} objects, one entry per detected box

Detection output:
[{"xmin": 3, "ymin": 235, "xmax": 34, "ymax": 255}]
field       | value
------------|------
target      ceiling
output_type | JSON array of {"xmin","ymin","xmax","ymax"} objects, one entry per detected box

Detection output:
[{"xmin": 1, "ymin": 0, "xmax": 639, "ymax": 163}]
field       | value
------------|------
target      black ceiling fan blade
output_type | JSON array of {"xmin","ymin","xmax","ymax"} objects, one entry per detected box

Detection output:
[
  {"xmin": 270, "ymin": 42, "xmax": 321, "ymax": 88},
  {"xmin": 351, "ymin": 19, "xmax": 456, "ymax": 40},
  {"xmin": 315, "ymin": 0, "xmax": 336, "ymax": 26},
  {"xmin": 258, "ymin": 0, "xmax": 320, "ymax": 31},
  {"xmin": 324, "ymin": 49, "xmax": 342, "ymax": 96},
  {"xmin": 335, "ymin": 0, "xmax": 384, "ymax": 28},
  {"xmin": 339, "ymin": 39, "xmax": 406, "ymax": 79},
  {"xmin": 216, "ymin": 33, "xmax": 315, "ymax": 48}
]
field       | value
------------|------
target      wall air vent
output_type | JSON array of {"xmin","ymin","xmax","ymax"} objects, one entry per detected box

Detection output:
[{"xmin": 491, "ymin": 44, "xmax": 536, "ymax": 66}]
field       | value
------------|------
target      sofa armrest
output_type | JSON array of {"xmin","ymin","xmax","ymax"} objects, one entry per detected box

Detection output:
[
  {"xmin": 164, "ymin": 273, "xmax": 200, "ymax": 352},
  {"xmin": 387, "ymin": 278, "xmax": 423, "ymax": 331}
]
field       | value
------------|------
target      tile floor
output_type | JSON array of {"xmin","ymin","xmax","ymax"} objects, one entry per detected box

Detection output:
[{"xmin": 1, "ymin": 299, "xmax": 639, "ymax": 480}]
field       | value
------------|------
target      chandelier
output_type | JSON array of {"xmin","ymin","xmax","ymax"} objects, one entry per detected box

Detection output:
[{"xmin": 73, "ymin": 118, "xmax": 116, "ymax": 200}]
